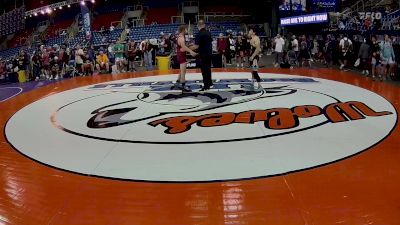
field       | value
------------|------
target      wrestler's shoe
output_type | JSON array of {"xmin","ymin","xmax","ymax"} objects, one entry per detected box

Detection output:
[
  {"xmin": 172, "ymin": 81, "xmax": 181, "ymax": 90},
  {"xmin": 181, "ymin": 86, "xmax": 192, "ymax": 93}
]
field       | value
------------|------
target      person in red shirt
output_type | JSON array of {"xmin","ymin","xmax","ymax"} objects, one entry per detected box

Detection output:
[{"xmin": 217, "ymin": 33, "xmax": 228, "ymax": 67}]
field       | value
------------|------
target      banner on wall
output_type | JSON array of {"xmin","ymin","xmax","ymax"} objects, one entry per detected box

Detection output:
[
  {"xmin": 80, "ymin": 4, "xmax": 92, "ymax": 41},
  {"xmin": 358, "ymin": 12, "xmax": 384, "ymax": 20},
  {"xmin": 280, "ymin": 13, "xmax": 329, "ymax": 26}
]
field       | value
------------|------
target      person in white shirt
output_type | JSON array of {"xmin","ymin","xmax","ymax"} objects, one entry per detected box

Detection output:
[
  {"xmin": 274, "ymin": 34, "xmax": 285, "ymax": 67},
  {"xmin": 339, "ymin": 35, "xmax": 353, "ymax": 70},
  {"xmin": 139, "ymin": 40, "xmax": 146, "ymax": 67},
  {"xmin": 75, "ymin": 45, "xmax": 85, "ymax": 75},
  {"xmin": 291, "ymin": 35, "xmax": 299, "ymax": 64}
]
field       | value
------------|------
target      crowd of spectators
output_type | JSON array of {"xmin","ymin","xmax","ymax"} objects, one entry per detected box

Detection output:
[
  {"xmin": 0, "ymin": 33, "xmax": 175, "ymax": 83},
  {"xmin": 1, "ymin": 23, "xmax": 399, "ymax": 83},
  {"xmin": 263, "ymin": 33, "xmax": 399, "ymax": 80}
]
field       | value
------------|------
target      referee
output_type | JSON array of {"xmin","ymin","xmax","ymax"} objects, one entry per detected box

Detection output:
[{"xmin": 191, "ymin": 20, "xmax": 213, "ymax": 91}]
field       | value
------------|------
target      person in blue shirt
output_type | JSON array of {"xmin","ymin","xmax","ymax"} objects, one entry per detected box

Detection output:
[{"xmin": 379, "ymin": 35, "xmax": 396, "ymax": 80}]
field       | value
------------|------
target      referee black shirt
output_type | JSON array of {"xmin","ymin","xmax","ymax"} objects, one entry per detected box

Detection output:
[{"xmin": 195, "ymin": 28, "xmax": 212, "ymax": 57}]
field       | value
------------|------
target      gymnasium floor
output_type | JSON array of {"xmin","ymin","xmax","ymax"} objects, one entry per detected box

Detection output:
[{"xmin": 0, "ymin": 67, "xmax": 399, "ymax": 225}]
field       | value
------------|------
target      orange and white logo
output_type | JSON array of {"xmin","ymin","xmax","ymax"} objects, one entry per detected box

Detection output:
[{"xmin": 5, "ymin": 73, "xmax": 397, "ymax": 182}]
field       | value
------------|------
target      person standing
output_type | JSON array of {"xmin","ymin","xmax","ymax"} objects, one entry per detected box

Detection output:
[
  {"xmin": 113, "ymin": 41, "xmax": 126, "ymax": 73},
  {"xmin": 175, "ymin": 24, "xmax": 197, "ymax": 92},
  {"xmin": 358, "ymin": 38, "xmax": 370, "ymax": 76},
  {"xmin": 292, "ymin": 35, "xmax": 299, "ymax": 64},
  {"xmin": 127, "ymin": 40, "xmax": 137, "ymax": 72},
  {"xmin": 339, "ymin": 35, "xmax": 353, "ymax": 70},
  {"xmin": 248, "ymin": 28, "xmax": 262, "ymax": 90},
  {"xmin": 143, "ymin": 39, "xmax": 154, "ymax": 71},
  {"xmin": 370, "ymin": 35, "xmax": 380, "ymax": 80},
  {"xmin": 217, "ymin": 33, "xmax": 228, "ymax": 67},
  {"xmin": 31, "ymin": 52, "xmax": 41, "ymax": 81},
  {"xmin": 75, "ymin": 45, "xmax": 85, "ymax": 76},
  {"xmin": 299, "ymin": 35, "xmax": 311, "ymax": 67},
  {"xmin": 379, "ymin": 34, "xmax": 396, "ymax": 80},
  {"xmin": 274, "ymin": 34, "xmax": 285, "ymax": 67},
  {"xmin": 191, "ymin": 20, "xmax": 213, "ymax": 91},
  {"xmin": 235, "ymin": 36, "xmax": 245, "ymax": 68}
]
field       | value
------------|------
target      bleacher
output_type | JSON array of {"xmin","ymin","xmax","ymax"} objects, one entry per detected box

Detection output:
[
  {"xmin": 0, "ymin": 20, "xmax": 242, "ymax": 60},
  {"xmin": 0, "ymin": 46, "xmax": 22, "ymax": 59},
  {"xmin": 92, "ymin": 12, "xmax": 124, "ymax": 31},
  {"xmin": 145, "ymin": 7, "xmax": 178, "ymax": 25},
  {"xmin": 46, "ymin": 20, "xmax": 74, "ymax": 39},
  {"xmin": 340, "ymin": 12, "xmax": 400, "ymax": 31},
  {"xmin": 8, "ymin": 28, "xmax": 35, "ymax": 47},
  {"xmin": 92, "ymin": 28, "xmax": 124, "ymax": 46},
  {"xmin": 127, "ymin": 22, "xmax": 241, "ymax": 41}
]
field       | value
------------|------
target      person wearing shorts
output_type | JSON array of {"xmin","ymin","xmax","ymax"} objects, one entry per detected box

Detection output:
[
  {"xmin": 235, "ymin": 36, "xmax": 245, "ymax": 68},
  {"xmin": 379, "ymin": 35, "xmax": 396, "ymax": 80},
  {"xmin": 248, "ymin": 28, "xmax": 262, "ymax": 90},
  {"xmin": 113, "ymin": 41, "xmax": 126, "ymax": 73},
  {"xmin": 339, "ymin": 36, "xmax": 353, "ymax": 70},
  {"xmin": 96, "ymin": 51, "xmax": 110, "ymax": 73},
  {"xmin": 75, "ymin": 45, "xmax": 85, "ymax": 76},
  {"xmin": 174, "ymin": 24, "xmax": 197, "ymax": 92}
]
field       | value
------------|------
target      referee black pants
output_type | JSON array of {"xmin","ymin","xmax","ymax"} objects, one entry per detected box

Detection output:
[{"xmin": 200, "ymin": 55, "xmax": 213, "ymax": 88}]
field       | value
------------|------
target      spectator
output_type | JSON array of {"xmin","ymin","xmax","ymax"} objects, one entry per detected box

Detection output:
[
  {"xmin": 31, "ymin": 51, "xmax": 41, "ymax": 81},
  {"xmin": 58, "ymin": 47, "xmax": 68, "ymax": 76},
  {"xmin": 311, "ymin": 38, "xmax": 319, "ymax": 60},
  {"xmin": 0, "ymin": 58, "xmax": 6, "ymax": 80},
  {"xmin": 212, "ymin": 38, "xmax": 217, "ymax": 53},
  {"xmin": 50, "ymin": 54, "xmax": 59, "ymax": 80},
  {"xmin": 379, "ymin": 34, "xmax": 396, "ymax": 79},
  {"xmin": 217, "ymin": 33, "xmax": 228, "ymax": 67},
  {"xmin": 143, "ymin": 39, "xmax": 154, "ymax": 71},
  {"xmin": 339, "ymin": 35, "xmax": 353, "ymax": 70},
  {"xmin": 87, "ymin": 45, "xmax": 96, "ymax": 65},
  {"xmin": 75, "ymin": 45, "xmax": 85, "ymax": 75},
  {"xmin": 83, "ymin": 57, "xmax": 94, "ymax": 76},
  {"xmin": 370, "ymin": 35, "xmax": 380, "ymax": 80},
  {"xmin": 358, "ymin": 38, "xmax": 370, "ymax": 76},
  {"xmin": 113, "ymin": 41, "xmax": 126, "ymax": 73},
  {"xmin": 96, "ymin": 50, "xmax": 110, "ymax": 73},
  {"xmin": 41, "ymin": 48, "xmax": 51, "ymax": 79},
  {"xmin": 139, "ymin": 39, "xmax": 146, "ymax": 67},
  {"xmin": 273, "ymin": 34, "xmax": 285, "ymax": 67},
  {"xmin": 227, "ymin": 34, "xmax": 235, "ymax": 65},
  {"xmin": 127, "ymin": 40, "xmax": 137, "ymax": 72},
  {"xmin": 291, "ymin": 35, "xmax": 299, "ymax": 63},
  {"xmin": 235, "ymin": 36, "xmax": 245, "ymax": 68},
  {"xmin": 298, "ymin": 35, "xmax": 311, "ymax": 67},
  {"xmin": 163, "ymin": 34, "xmax": 172, "ymax": 54}
]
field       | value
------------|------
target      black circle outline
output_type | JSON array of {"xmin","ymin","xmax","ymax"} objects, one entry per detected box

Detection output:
[{"xmin": 3, "ymin": 74, "xmax": 399, "ymax": 183}]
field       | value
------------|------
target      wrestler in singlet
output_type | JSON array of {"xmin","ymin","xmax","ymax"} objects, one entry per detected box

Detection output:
[{"xmin": 177, "ymin": 34, "xmax": 187, "ymax": 65}]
